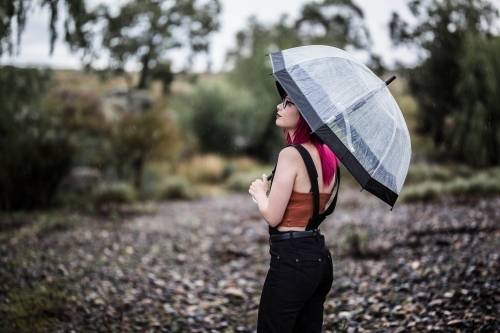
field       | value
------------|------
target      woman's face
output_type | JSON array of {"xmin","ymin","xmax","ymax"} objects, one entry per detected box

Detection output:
[{"xmin": 276, "ymin": 96, "xmax": 300, "ymax": 131}]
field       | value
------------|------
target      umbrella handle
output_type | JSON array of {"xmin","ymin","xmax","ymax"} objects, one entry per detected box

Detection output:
[{"xmin": 385, "ymin": 76, "xmax": 396, "ymax": 86}]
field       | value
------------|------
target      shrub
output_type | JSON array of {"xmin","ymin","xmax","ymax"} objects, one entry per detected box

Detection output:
[
  {"xmin": 225, "ymin": 172, "xmax": 258, "ymax": 192},
  {"xmin": 400, "ymin": 181, "xmax": 445, "ymax": 203},
  {"xmin": 179, "ymin": 154, "xmax": 228, "ymax": 183},
  {"xmin": 400, "ymin": 166, "xmax": 500, "ymax": 202},
  {"xmin": 157, "ymin": 176, "xmax": 199, "ymax": 201},
  {"xmin": 404, "ymin": 164, "xmax": 455, "ymax": 184},
  {"xmin": 92, "ymin": 182, "xmax": 136, "ymax": 209},
  {"xmin": 0, "ymin": 66, "xmax": 75, "ymax": 211},
  {"xmin": 174, "ymin": 77, "xmax": 283, "ymax": 160}
]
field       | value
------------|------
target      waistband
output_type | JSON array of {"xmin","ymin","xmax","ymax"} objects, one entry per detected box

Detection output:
[{"xmin": 269, "ymin": 229, "xmax": 321, "ymax": 245}]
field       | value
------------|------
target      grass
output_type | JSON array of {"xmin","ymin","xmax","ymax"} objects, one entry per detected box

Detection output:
[
  {"xmin": 0, "ymin": 281, "xmax": 72, "ymax": 333},
  {"xmin": 0, "ymin": 245, "xmax": 73, "ymax": 333},
  {"xmin": 0, "ymin": 210, "xmax": 90, "ymax": 242}
]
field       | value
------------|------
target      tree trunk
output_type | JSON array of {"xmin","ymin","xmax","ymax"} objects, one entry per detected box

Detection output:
[
  {"xmin": 132, "ymin": 155, "xmax": 144, "ymax": 189},
  {"xmin": 137, "ymin": 51, "xmax": 151, "ymax": 90}
]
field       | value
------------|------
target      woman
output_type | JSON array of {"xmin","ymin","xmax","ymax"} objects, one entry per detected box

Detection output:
[{"xmin": 249, "ymin": 82, "xmax": 340, "ymax": 332}]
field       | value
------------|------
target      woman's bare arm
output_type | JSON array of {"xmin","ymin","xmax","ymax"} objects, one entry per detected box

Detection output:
[{"xmin": 250, "ymin": 147, "xmax": 298, "ymax": 227}]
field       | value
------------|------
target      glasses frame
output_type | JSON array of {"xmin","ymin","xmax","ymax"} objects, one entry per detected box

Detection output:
[{"xmin": 282, "ymin": 98, "xmax": 295, "ymax": 109}]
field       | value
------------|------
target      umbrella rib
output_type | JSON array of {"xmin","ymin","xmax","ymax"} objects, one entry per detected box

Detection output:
[{"xmin": 372, "ymin": 118, "xmax": 397, "ymax": 178}]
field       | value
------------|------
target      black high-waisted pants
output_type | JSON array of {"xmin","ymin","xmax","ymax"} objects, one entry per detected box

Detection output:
[{"xmin": 257, "ymin": 234, "xmax": 334, "ymax": 332}]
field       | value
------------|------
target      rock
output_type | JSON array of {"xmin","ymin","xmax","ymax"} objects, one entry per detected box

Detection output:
[
  {"xmin": 338, "ymin": 311, "xmax": 352, "ymax": 318},
  {"xmin": 224, "ymin": 287, "xmax": 247, "ymax": 305},
  {"xmin": 447, "ymin": 319, "xmax": 463, "ymax": 326},
  {"xmin": 428, "ymin": 299, "xmax": 443, "ymax": 307}
]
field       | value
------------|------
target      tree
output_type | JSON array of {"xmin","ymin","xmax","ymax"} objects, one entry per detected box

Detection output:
[
  {"xmin": 225, "ymin": 0, "xmax": 372, "ymax": 161},
  {"xmin": 98, "ymin": 0, "xmax": 221, "ymax": 89},
  {"xmin": 296, "ymin": 0, "xmax": 370, "ymax": 49},
  {"xmin": 112, "ymin": 104, "xmax": 180, "ymax": 189},
  {"xmin": 390, "ymin": 0, "xmax": 499, "ymax": 147},
  {"xmin": 450, "ymin": 34, "xmax": 500, "ymax": 166},
  {"xmin": 0, "ymin": 0, "xmax": 91, "ymax": 56},
  {"xmin": 225, "ymin": 17, "xmax": 302, "ymax": 161}
]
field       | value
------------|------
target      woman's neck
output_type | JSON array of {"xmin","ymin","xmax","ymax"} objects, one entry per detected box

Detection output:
[{"xmin": 287, "ymin": 130, "xmax": 311, "ymax": 144}]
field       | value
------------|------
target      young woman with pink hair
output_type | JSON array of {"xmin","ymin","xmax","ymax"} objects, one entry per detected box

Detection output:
[{"xmin": 249, "ymin": 82, "xmax": 340, "ymax": 332}]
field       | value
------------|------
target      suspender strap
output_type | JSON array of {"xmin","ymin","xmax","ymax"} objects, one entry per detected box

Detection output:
[
  {"xmin": 292, "ymin": 144, "xmax": 341, "ymax": 231},
  {"xmin": 292, "ymin": 144, "xmax": 320, "ymax": 217},
  {"xmin": 322, "ymin": 168, "xmax": 340, "ymax": 217}
]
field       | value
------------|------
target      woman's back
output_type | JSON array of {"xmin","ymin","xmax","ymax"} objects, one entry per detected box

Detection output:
[{"xmin": 289, "ymin": 142, "xmax": 336, "ymax": 194}]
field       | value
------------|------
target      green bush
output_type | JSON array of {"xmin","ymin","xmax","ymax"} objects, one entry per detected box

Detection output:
[
  {"xmin": 179, "ymin": 154, "xmax": 229, "ymax": 183},
  {"xmin": 0, "ymin": 66, "xmax": 75, "ymax": 211},
  {"xmin": 400, "ymin": 181, "xmax": 445, "ymax": 203},
  {"xmin": 400, "ymin": 166, "xmax": 500, "ymax": 202},
  {"xmin": 225, "ymin": 172, "xmax": 257, "ymax": 192},
  {"xmin": 404, "ymin": 164, "xmax": 455, "ymax": 184},
  {"xmin": 92, "ymin": 182, "xmax": 136, "ymax": 208},
  {"xmin": 446, "ymin": 172, "xmax": 500, "ymax": 196},
  {"xmin": 173, "ymin": 77, "xmax": 283, "ymax": 160},
  {"xmin": 157, "ymin": 176, "xmax": 199, "ymax": 201}
]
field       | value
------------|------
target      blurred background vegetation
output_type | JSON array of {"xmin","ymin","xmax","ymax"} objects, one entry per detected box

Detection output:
[{"xmin": 1, "ymin": 0, "xmax": 500, "ymax": 213}]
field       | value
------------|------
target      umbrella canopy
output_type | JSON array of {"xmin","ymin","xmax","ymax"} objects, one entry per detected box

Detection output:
[{"xmin": 269, "ymin": 45, "xmax": 411, "ymax": 207}]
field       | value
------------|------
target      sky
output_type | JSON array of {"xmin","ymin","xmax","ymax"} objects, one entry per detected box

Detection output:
[{"xmin": 0, "ymin": 0, "xmax": 431, "ymax": 72}]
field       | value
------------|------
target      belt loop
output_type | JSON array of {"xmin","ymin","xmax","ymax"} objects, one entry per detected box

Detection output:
[{"xmin": 290, "ymin": 231, "xmax": 294, "ymax": 245}]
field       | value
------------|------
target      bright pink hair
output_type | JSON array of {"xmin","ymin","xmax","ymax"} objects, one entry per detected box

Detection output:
[{"xmin": 285, "ymin": 115, "xmax": 339, "ymax": 186}]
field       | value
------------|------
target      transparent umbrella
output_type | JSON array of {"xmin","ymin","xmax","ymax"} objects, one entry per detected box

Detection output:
[{"xmin": 269, "ymin": 45, "xmax": 411, "ymax": 208}]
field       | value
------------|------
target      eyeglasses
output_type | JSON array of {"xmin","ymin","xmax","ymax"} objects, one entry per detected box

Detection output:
[{"xmin": 282, "ymin": 98, "xmax": 295, "ymax": 109}]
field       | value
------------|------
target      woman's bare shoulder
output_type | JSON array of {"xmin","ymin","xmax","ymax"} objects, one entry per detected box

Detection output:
[{"xmin": 278, "ymin": 146, "xmax": 301, "ymax": 162}]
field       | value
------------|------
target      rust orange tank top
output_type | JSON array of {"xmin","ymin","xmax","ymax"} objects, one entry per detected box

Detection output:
[{"xmin": 277, "ymin": 191, "xmax": 332, "ymax": 228}]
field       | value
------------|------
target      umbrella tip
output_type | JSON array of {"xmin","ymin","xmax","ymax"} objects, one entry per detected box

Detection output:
[{"xmin": 385, "ymin": 76, "xmax": 396, "ymax": 86}]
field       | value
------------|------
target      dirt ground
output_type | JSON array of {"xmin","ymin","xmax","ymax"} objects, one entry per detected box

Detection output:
[{"xmin": 1, "ymin": 189, "xmax": 499, "ymax": 332}]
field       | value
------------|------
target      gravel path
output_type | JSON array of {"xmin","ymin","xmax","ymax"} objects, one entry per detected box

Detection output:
[{"xmin": 1, "ymin": 190, "xmax": 499, "ymax": 332}]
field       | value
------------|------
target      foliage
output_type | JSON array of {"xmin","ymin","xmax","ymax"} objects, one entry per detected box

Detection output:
[
  {"xmin": 400, "ymin": 166, "xmax": 500, "ymax": 202},
  {"xmin": 224, "ymin": 1, "xmax": 372, "ymax": 161},
  {"xmin": 112, "ymin": 103, "xmax": 180, "ymax": 188},
  {"xmin": 0, "ymin": 278, "xmax": 72, "ymax": 332},
  {"xmin": 150, "ymin": 61, "xmax": 175, "ymax": 94},
  {"xmin": 91, "ymin": 182, "xmax": 136, "ymax": 209},
  {"xmin": 449, "ymin": 34, "xmax": 500, "ymax": 167},
  {"xmin": 0, "ymin": 66, "xmax": 74, "ymax": 211},
  {"xmin": 178, "ymin": 154, "xmax": 229, "ymax": 183},
  {"xmin": 157, "ymin": 176, "xmax": 199, "ymax": 201},
  {"xmin": 404, "ymin": 163, "xmax": 473, "ymax": 184},
  {"xmin": 45, "ymin": 88, "xmax": 115, "ymax": 169},
  {"xmin": 178, "ymin": 78, "xmax": 262, "ymax": 157},
  {"xmin": 295, "ymin": 0, "xmax": 370, "ymax": 48},
  {"xmin": 390, "ymin": 0, "xmax": 500, "ymax": 152},
  {"xmin": 97, "ymin": 0, "xmax": 221, "ymax": 89},
  {"xmin": 225, "ymin": 17, "xmax": 302, "ymax": 161},
  {"xmin": 225, "ymin": 172, "xmax": 260, "ymax": 192},
  {"xmin": 0, "ymin": 0, "xmax": 91, "ymax": 56}
]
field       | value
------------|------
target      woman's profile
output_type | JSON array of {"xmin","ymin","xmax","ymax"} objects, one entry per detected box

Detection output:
[{"xmin": 249, "ymin": 81, "xmax": 340, "ymax": 332}]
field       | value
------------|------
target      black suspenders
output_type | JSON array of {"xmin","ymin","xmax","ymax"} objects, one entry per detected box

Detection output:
[
  {"xmin": 292, "ymin": 144, "xmax": 340, "ymax": 230},
  {"xmin": 268, "ymin": 144, "xmax": 340, "ymax": 235}
]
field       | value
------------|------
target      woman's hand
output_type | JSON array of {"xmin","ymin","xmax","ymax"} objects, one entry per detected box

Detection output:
[{"xmin": 249, "ymin": 174, "xmax": 269, "ymax": 201}]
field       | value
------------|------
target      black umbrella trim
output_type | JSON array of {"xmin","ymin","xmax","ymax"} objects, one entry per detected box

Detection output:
[
  {"xmin": 271, "ymin": 52, "xmax": 324, "ymax": 130},
  {"xmin": 315, "ymin": 123, "xmax": 398, "ymax": 207}
]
